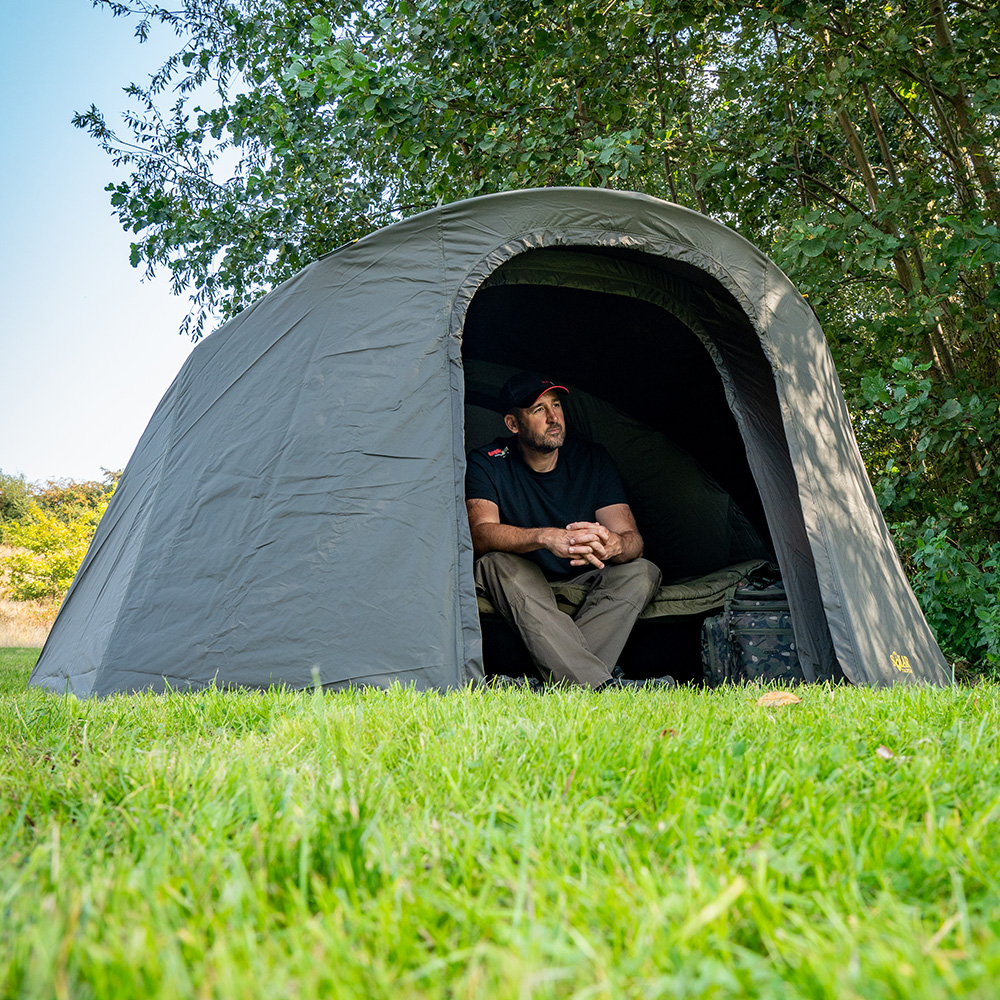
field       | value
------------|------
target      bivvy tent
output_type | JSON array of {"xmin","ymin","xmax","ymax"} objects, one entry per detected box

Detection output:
[{"xmin": 30, "ymin": 188, "xmax": 951, "ymax": 696}]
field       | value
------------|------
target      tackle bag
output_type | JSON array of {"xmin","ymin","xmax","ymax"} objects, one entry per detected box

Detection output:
[{"xmin": 701, "ymin": 575, "xmax": 805, "ymax": 687}]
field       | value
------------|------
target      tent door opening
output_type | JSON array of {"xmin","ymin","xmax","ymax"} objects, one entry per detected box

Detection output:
[{"xmin": 459, "ymin": 246, "xmax": 822, "ymax": 684}]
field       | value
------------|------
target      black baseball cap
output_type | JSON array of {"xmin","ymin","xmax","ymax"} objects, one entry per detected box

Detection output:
[{"xmin": 499, "ymin": 372, "xmax": 569, "ymax": 415}]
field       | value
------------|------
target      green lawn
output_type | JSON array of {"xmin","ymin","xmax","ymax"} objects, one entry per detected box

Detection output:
[
  {"xmin": 2, "ymin": 659, "xmax": 998, "ymax": 998},
  {"xmin": 0, "ymin": 647, "xmax": 39, "ymax": 694}
]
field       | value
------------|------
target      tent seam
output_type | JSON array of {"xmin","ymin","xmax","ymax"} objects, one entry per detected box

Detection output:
[
  {"xmin": 442, "ymin": 210, "xmax": 483, "ymax": 687},
  {"xmin": 762, "ymin": 262, "xmax": 861, "ymax": 683}
]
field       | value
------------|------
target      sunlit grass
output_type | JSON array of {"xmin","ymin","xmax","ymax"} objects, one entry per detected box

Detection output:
[
  {"xmin": 0, "ymin": 647, "xmax": 40, "ymax": 693},
  {"xmin": 2, "ymin": 659, "xmax": 998, "ymax": 998}
]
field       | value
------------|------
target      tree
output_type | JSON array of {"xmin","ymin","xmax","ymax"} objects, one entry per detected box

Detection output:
[
  {"xmin": 31, "ymin": 470, "xmax": 121, "ymax": 521},
  {"xmin": 0, "ymin": 471, "xmax": 33, "ymax": 529},
  {"xmin": 80, "ymin": 0, "xmax": 1000, "ymax": 664}
]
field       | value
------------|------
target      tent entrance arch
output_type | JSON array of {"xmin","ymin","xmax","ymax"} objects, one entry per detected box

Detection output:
[{"xmin": 457, "ymin": 244, "xmax": 840, "ymax": 683}]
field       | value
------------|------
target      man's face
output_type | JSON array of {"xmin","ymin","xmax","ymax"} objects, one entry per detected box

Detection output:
[{"xmin": 507, "ymin": 390, "xmax": 566, "ymax": 452}]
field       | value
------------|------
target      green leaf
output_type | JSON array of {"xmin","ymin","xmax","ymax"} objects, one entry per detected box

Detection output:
[
  {"xmin": 939, "ymin": 399, "xmax": 963, "ymax": 420},
  {"xmin": 309, "ymin": 15, "xmax": 332, "ymax": 43},
  {"xmin": 861, "ymin": 374, "xmax": 890, "ymax": 405}
]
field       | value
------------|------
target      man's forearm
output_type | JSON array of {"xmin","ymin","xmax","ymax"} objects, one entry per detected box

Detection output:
[
  {"xmin": 470, "ymin": 522, "xmax": 552, "ymax": 559},
  {"xmin": 472, "ymin": 520, "xmax": 642, "ymax": 568},
  {"xmin": 609, "ymin": 529, "xmax": 644, "ymax": 564}
]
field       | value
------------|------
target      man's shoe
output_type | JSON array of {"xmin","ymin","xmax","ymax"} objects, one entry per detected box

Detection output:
[
  {"xmin": 597, "ymin": 665, "xmax": 676, "ymax": 690},
  {"xmin": 642, "ymin": 674, "xmax": 677, "ymax": 689}
]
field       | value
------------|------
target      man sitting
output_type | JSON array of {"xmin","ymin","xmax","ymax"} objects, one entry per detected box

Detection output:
[{"xmin": 465, "ymin": 372, "xmax": 673, "ymax": 689}]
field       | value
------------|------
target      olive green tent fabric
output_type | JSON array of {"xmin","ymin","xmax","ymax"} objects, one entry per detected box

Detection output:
[{"xmin": 30, "ymin": 188, "xmax": 951, "ymax": 695}]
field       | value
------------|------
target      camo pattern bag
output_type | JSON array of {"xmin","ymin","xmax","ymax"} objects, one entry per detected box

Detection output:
[
  {"xmin": 700, "ymin": 611, "xmax": 734, "ymax": 688},
  {"xmin": 701, "ymin": 581, "xmax": 805, "ymax": 686}
]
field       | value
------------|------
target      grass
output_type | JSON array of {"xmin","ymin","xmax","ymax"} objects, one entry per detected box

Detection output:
[
  {"xmin": 2, "ymin": 659, "xmax": 999, "ymax": 999},
  {"xmin": 0, "ymin": 596, "xmax": 55, "ymax": 648},
  {"xmin": 0, "ymin": 647, "xmax": 40, "ymax": 694}
]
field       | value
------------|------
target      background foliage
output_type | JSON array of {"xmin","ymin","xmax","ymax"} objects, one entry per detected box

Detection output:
[
  {"xmin": 77, "ymin": 0, "xmax": 999, "ymax": 670},
  {"xmin": 0, "ymin": 472, "xmax": 34, "ymax": 526},
  {"xmin": 0, "ymin": 471, "xmax": 118, "ymax": 602}
]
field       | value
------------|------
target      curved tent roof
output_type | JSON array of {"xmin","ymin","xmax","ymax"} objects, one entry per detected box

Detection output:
[{"xmin": 30, "ymin": 187, "xmax": 951, "ymax": 695}]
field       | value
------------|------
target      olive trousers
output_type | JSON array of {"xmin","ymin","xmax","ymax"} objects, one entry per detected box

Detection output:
[{"xmin": 474, "ymin": 551, "xmax": 661, "ymax": 688}]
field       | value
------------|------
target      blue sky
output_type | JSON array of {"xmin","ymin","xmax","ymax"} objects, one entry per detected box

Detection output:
[{"xmin": 1, "ymin": 2, "xmax": 198, "ymax": 484}]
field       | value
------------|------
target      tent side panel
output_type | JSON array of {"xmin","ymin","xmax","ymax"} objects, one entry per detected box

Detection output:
[
  {"xmin": 763, "ymin": 274, "xmax": 951, "ymax": 686},
  {"xmin": 86, "ymin": 231, "xmax": 473, "ymax": 694},
  {"xmin": 28, "ymin": 380, "xmax": 181, "ymax": 696}
]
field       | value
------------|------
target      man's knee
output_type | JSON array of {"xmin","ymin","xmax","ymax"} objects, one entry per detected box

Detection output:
[
  {"xmin": 631, "ymin": 557, "xmax": 662, "ymax": 593},
  {"xmin": 606, "ymin": 558, "xmax": 661, "ymax": 604}
]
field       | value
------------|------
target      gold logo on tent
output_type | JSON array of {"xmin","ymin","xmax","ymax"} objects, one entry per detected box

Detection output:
[{"xmin": 890, "ymin": 651, "xmax": 913, "ymax": 674}]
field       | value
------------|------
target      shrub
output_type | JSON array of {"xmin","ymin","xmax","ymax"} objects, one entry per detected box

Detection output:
[
  {"xmin": 0, "ymin": 496, "xmax": 110, "ymax": 601},
  {"xmin": 893, "ymin": 515, "xmax": 1000, "ymax": 676},
  {"xmin": 0, "ymin": 471, "xmax": 33, "ymax": 532},
  {"xmin": 32, "ymin": 469, "xmax": 119, "ymax": 523}
]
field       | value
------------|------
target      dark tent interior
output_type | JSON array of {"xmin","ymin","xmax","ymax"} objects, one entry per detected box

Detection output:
[{"xmin": 459, "ymin": 246, "xmax": 833, "ymax": 684}]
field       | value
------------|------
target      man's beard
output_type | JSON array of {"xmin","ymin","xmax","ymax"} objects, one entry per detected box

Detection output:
[{"xmin": 520, "ymin": 424, "xmax": 565, "ymax": 453}]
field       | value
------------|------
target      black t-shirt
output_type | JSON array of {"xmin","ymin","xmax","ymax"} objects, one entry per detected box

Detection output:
[{"xmin": 465, "ymin": 436, "xmax": 629, "ymax": 579}]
